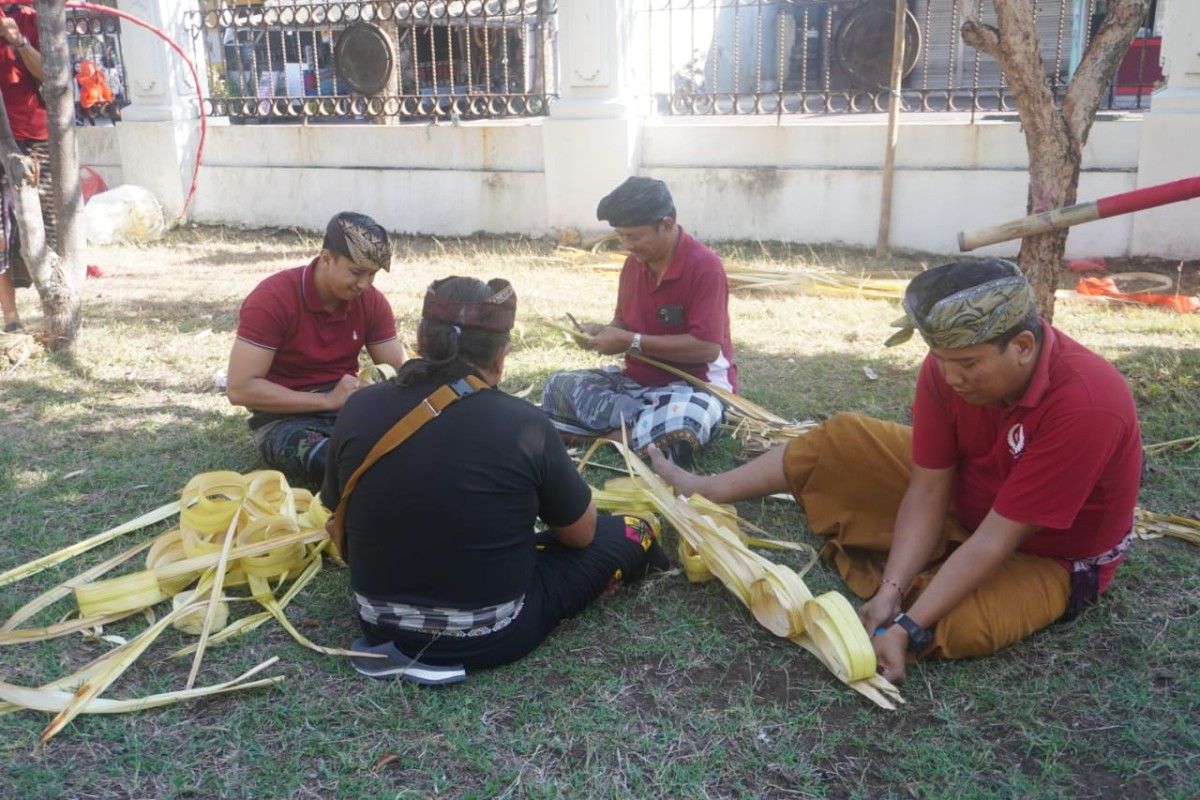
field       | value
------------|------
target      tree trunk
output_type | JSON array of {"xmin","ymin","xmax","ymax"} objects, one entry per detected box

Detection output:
[
  {"xmin": 37, "ymin": 0, "xmax": 86, "ymax": 350},
  {"xmin": 962, "ymin": 0, "xmax": 1151, "ymax": 322},
  {"xmin": 0, "ymin": 1, "xmax": 84, "ymax": 352}
]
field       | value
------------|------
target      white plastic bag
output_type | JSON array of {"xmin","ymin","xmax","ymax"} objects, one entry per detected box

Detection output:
[{"xmin": 84, "ymin": 184, "xmax": 166, "ymax": 245}]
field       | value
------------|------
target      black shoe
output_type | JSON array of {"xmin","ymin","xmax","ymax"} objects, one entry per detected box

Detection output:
[
  {"xmin": 665, "ymin": 440, "xmax": 694, "ymax": 468},
  {"xmin": 3, "ymin": 321, "xmax": 25, "ymax": 334}
]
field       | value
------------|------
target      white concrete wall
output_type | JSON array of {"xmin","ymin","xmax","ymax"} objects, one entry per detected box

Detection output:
[{"xmin": 96, "ymin": 0, "xmax": 1197, "ymax": 260}]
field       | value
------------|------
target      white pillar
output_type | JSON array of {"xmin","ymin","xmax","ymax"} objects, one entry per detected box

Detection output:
[
  {"xmin": 542, "ymin": 0, "xmax": 642, "ymax": 237},
  {"xmin": 1131, "ymin": 0, "xmax": 1200, "ymax": 257},
  {"xmin": 113, "ymin": 0, "xmax": 205, "ymax": 220}
]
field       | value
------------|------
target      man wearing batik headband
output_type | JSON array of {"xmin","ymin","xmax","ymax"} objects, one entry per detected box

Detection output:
[
  {"xmin": 541, "ymin": 176, "xmax": 737, "ymax": 467},
  {"xmin": 323, "ymin": 276, "xmax": 668, "ymax": 679},
  {"xmin": 650, "ymin": 258, "xmax": 1142, "ymax": 684},
  {"xmin": 227, "ymin": 211, "xmax": 407, "ymax": 485}
]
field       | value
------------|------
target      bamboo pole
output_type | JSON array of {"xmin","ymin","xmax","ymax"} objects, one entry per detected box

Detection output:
[{"xmin": 875, "ymin": 0, "xmax": 909, "ymax": 257}]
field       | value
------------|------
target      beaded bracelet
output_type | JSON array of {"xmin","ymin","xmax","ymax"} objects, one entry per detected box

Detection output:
[{"xmin": 880, "ymin": 576, "xmax": 905, "ymax": 595}]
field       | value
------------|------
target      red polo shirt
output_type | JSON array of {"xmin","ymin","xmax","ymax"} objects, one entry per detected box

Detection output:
[
  {"xmin": 911, "ymin": 323, "xmax": 1141, "ymax": 589},
  {"xmin": 0, "ymin": 8, "xmax": 46, "ymax": 141},
  {"xmin": 235, "ymin": 259, "xmax": 398, "ymax": 392},
  {"xmin": 613, "ymin": 228, "xmax": 738, "ymax": 392}
]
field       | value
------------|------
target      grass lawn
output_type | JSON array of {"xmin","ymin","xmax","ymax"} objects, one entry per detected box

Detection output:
[{"xmin": 1, "ymin": 227, "xmax": 1197, "ymax": 799}]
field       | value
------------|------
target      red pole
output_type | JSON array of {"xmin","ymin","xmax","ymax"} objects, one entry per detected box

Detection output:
[{"xmin": 958, "ymin": 177, "xmax": 1200, "ymax": 251}]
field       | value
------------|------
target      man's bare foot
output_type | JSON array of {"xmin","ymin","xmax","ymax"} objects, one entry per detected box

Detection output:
[{"xmin": 647, "ymin": 443, "xmax": 708, "ymax": 498}]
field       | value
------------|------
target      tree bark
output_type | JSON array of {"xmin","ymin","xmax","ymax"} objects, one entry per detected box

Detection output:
[
  {"xmin": 962, "ymin": 0, "xmax": 1151, "ymax": 322},
  {"xmin": 0, "ymin": 1, "xmax": 84, "ymax": 351}
]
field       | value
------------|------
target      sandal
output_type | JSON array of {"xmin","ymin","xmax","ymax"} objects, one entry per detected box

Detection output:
[{"xmin": 2, "ymin": 321, "xmax": 25, "ymax": 334}]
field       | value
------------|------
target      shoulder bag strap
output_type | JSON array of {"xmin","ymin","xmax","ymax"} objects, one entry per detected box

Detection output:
[{"xmin": 327, "ymin": 374, "xmax": 489, "ymax": 561}]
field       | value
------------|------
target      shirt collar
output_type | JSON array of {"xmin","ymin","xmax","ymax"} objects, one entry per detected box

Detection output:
[
  {"xmin": 637, "ymin": 226, "xmax": 690, "ymax": 284},
  {"xmin": 1013, "ymin": 322, "xmax": 1058, "ymax": 408}
]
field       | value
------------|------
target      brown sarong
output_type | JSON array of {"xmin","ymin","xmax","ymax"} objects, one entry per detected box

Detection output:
[{"xmin": 783, "ymin": 412, "xmax": 1071, "ymax": 661}]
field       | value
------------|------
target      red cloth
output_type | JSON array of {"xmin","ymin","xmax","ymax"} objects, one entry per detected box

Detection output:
[
  {"xmin": 1076, "ymin": 276, "xmax": 1200, "ymax": 313},
  {"xmin": 613, "ymin": 227, "xmax": 738, "ymax": 392},
  {"xmin": 0, "ymin": 7, "xmax": 46, "ymax": 142},
  {"xmin": 911, "ymin": 324, "xmax": 1141, "ymax": 590},
  {"xmin": 235, "ymin": 259, "xmax": 399, "ymax": 391}
]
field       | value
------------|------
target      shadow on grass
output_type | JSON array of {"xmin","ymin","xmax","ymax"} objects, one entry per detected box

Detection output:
[{"xmin": 82, "ymin": 295, "xmax": 241, "ymax": 335}]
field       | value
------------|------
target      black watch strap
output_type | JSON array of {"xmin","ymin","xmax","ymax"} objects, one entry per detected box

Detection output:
[{"xmin": 893, "ymin": 613, "xmax": 933, "ymax": 652}]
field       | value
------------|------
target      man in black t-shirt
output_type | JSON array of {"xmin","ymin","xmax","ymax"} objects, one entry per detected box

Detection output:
[{"xmin": 322, "ymin": 276, "xmax": 668, "ymax": 673}]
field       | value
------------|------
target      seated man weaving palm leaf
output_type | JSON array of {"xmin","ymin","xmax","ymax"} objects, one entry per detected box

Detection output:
[{"xmin": 541, "ymin": 177, "xmax": 738, "ymax": 467}]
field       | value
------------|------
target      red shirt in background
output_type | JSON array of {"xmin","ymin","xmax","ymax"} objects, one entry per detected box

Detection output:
[
  {"xmin": 0, "ymin": 7, "xmax": 46, "ymax": 141},
  {"xmin": 235, "ymin": 259, "xmax": 399, "ymax": 392},
  {"xmin": 613, "ymin": 228, "xmax": 738, "ymax": 392},
  {"xmin": 911, "ymin": 323, "xmax": 1142, "ymax": 590}
]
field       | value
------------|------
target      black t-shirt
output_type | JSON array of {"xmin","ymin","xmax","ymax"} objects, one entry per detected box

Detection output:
[{"xmin": 322, "ymin": 368, "xmax": 592, "ymax": 608}]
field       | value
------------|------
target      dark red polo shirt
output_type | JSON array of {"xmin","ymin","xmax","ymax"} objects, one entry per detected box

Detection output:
[
  {"xmin": 613, "ymin": 228, "xmax": 737, "ymax": 392},
  {"xmin": 912, "ymin": 323, "xmax": 1141, "ymax": 589},
  {"xmin": 235, "ymin": 259, "xmax": 398, "ymax": 392},
  {"xmin": 0, "ymin": 8, "xmax": 46, "ymax": 141}
]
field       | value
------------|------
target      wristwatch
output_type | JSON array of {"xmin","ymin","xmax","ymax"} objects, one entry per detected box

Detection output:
[
  {"xmin": 629, "ymin": 332, "xmax": 643, "ymax": 354},
  {"xmin": 893, "ymin": 613, "xmax": 933, "ymax": 652}
]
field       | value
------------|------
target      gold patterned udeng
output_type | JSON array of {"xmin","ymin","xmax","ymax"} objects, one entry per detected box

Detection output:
[
  {"xmin": 340, "ymin": 218, "xmax": 392, "ymax": 273},
  {"xmin": 885, "ymin": 275, "xmax": 1034, "ymax": 349}
]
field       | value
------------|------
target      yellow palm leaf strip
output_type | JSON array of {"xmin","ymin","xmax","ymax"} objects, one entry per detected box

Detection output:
[
  {"xmin": 1142, "ymin": 435, "xmax": 1200, "ymax": 456},
  {"xmin": 151, "ymin": 527, "xmax": 327, "ymax": 585},
  {"xmin": 790, "ymin": 632, "xmax": 902, "ymax": 710},
  {"xmin": 358, "ymin": 363, "xmax": 398, "ymax": 384},
  {"xmin": 243, "ymin": 570, "xmax": 364, "ymax": 657},
  {"xmin": 184, "ymin": 497, "xmax": 244, "ymax": 690},
  {"xmin": 244, "ymin": 470, "xmax": 297, "ymax": 522},
  {"xmin": 179, "ymin": 471, "xmax": 246, "ymax": 535},
  {"xmin": 538, "ymin": 317, "xmax": 590, "ymax": 345},
  {"xmin": 2, "ymin": 539, "xmax": 154, "ymax": 633},
  {"xmin": 0, "ymin": 657, "xmax": 283, "ymax": 718},
  {"xmin": 237, "ymin": 515, "xmax": 308, "ymax": 579},
  {"xmin": 39, "ymin": 593, "xmax": 213, "ymax": 742},
  {"xmin": 74, "ymin": 569, "xmax": 167, "ymax": 617},
  {"xmin": 0, "ymin": 612, "xmax": 138, "ymax": 646},
  {"xmin": 749, "ymin": 563, "xmax": 813, "ymax": 638},
  {"xmin": 677, "ymin": 538, "xmax": 712, "ymax": 583},
  {"xmin": 796, "ymin": 592, "xmax": 876, "ymax": 683},
  {"xmin": 0, "ymin": 500, "xmax": 179, "ymax": 588},
  {"xmin": 145, "ymin": 528, "xmax": 199, "ymax": 596},
  {"xmin": 297, "ymin": 491, "xmax": 331, "ymax": 530}
]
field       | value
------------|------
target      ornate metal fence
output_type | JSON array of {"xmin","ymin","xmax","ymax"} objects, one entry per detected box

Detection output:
[
  {"xmin": 640, "ymin": 0, "xmax": 1162, "ymax": 116},
  {"xmin": 185, "ymin": 0, "xmax": 558, "ymax": 124}
]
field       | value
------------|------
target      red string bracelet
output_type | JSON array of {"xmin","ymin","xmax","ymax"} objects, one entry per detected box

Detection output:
[{"xmin": 880, "ymin": 577, "xmax": 905, "ymax": 596}]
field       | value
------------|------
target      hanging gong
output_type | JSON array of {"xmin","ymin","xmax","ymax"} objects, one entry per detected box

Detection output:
[
  {"xmin": 334, "ymin": 22, "xmax": 394, "ymax": 96},
  {"xmin": 833, "ymin": 2, "xmax": 922, "ymax": 91}
]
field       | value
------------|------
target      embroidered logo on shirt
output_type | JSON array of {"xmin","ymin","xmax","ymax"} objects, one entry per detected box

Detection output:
[{"xmin": 1006, "ymin": 423, "xmax": 1026, "ymax": 459}]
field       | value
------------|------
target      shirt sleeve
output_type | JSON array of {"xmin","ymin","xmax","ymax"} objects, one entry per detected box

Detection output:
[
  {"xmin": 235, "ymin": 283, "xmax": 290, "ymax": 351},
  {"xmin": 362, "ymin": 288, "xmax": 399, "ymax": 345},
  {"xmin": 683, "ymin": 259, "xmax": 730, "ymax": 344},
  {"xmin": 534, "ymin": 415, "xmax": 594, "ymax": 528},
  {"xmin": 910, "ymin": 354, "xmax": 958, "ymax": 470}
]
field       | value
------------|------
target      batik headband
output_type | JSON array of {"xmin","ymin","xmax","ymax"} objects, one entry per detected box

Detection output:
[
  {"xmin": 885, "ymin": 261, "xmax": 1035, "ymax": 349},
  {"xmin": 422, "ymin": 277, "xmax": 517, "ymax": 332}
]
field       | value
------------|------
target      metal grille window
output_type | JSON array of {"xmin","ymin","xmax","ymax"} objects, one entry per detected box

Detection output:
[
  {"xmin": 641, "ymin": 0, "xmax": 1160, "ymax": 117},
  {"xmin": 185, "ymin": 0, "xmax": 558, "ymax": 124},
  {"xmin": 67, "ymin": 6, "xmax": 129, "ymax": 123}
]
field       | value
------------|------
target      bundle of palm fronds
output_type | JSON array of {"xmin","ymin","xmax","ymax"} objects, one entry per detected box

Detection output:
[
  {"xmin": 580, "ymin": 437, "xmax": 902, "ymax": 709},
  {"xmin": 0, "ymin": 470, "xmax": 348, "ymax": 742},
  {"xmin": 1143, "ymin": 435, "xmax": 1200, "ymax": 456},
  {"xmin": 1135, "ymin": 508, "xmax": 1200, "ymax": 545}
]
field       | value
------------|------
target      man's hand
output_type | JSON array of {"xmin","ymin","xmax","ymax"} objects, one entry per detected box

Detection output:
[
  {"xmin": 858, "ymin": 589, "xmax": 901, "ymax": 637},
  {"xmin": 587, "ymin": 326, "xmax": 634, "ymax": 356},
  {"xmin": 325, "ymin": 373, "xmax": 368, "ymax": 410},
  {"xmin": 872, "ymin": 625, "xmax": 908, "ymax": 683},
  {"xmin": 0, "ymin": 18, "xmax": 21, "ymax": 48},
  {"xmin": 576, "ymin": 321, "xmax": 605, "ymax": 337}
]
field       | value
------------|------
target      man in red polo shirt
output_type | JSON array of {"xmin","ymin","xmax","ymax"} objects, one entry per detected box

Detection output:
[
  {"xmin": 541, "ymin": 177, "xmax": 737, "ymax": 466},
  {"xmin": 226, "ymin": 211, "xmax": 407, "ymax": 485},
  {"xmin": 0, "ymin": 5, "xmax": 51, "ymax": 333},
  {"xmin": 650, "ymin": 259, "xmax": 1142, "ymax": 683}
]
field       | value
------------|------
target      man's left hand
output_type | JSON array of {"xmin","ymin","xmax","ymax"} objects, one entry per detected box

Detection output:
[{"xmin": 873, "ymin": 625, "xmax": 908, "ymax": 684}]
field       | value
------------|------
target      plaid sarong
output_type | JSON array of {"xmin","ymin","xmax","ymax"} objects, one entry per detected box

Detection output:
[
  {"xmin": 1, "ymin": 139, "xmax": 57, "ymax": 286},
  {"xmin": 540, "ymin": 366, "xmax": 724, "ymax": 453}
]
